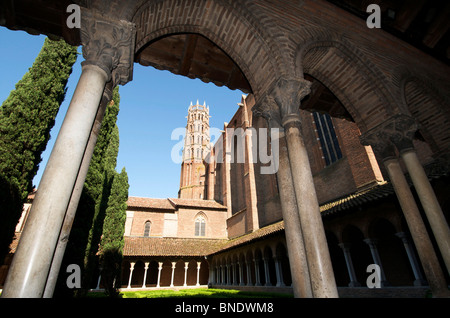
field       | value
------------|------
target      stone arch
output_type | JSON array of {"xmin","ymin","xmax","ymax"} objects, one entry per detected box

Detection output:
[
  {"xmin": 395, "ymin": 70, "xmax": 450, "ymax": 156},
  {"xmin": 131, "ymin": 0, "xmax": 282, "ymax": 98},
  {"xmin": 295, "ymin": 28, "xmax": 398, "ymax": 132}
]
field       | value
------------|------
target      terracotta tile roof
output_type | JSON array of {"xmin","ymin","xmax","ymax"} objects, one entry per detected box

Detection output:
[
  {"xmin": 123, "ymin": 237, "xmax": 227, "ymax": 257},
  {"xmin": 320, "ymin": 182, "xmax": 395, "ymax": 216},
  {"xmin": 126, "ymin": 197, "xmax": 228, "ymax": 211},
  {"xmin": 168, "ymin": 198, "xmax": 227, "ymax": 210},
  {"xmin": 126, "ymin": 197, "xmax": 175, "ymax": 210},
  {"xmin": 209, "ymin": 220, "xmax": 285, "ymax": 254}
]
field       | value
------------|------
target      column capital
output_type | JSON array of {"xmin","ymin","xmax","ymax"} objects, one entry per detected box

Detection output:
[
  {"xmin": 272, "ymin": 77, "xmax": 312, "ymax": 121},
  {"xmin": 360, "ymin": 114, "xmax": 418, "ymax": 159},
  {"xmin": 80, "ymin": 8, "xmax": 136, "ymax": 86},
  {"xmin": 252, "ymin": 94, "xmax": 283, "ymax": 131}
]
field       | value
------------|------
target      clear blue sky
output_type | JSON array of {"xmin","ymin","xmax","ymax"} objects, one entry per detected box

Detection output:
[{"xmin": 0, "ymin": 28, "xmax": 244, "ymax": 198}]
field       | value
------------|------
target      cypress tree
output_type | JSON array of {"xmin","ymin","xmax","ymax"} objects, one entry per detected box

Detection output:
[
  {"xmin": 0, "ymin": 38, "xmax": 77, "ymax": 263},
  {"xmin": 98, "ymin": 167, "xmax": 129, "ymax": 297}
]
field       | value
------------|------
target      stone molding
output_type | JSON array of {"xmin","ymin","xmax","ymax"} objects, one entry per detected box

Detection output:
[{"xmin": 80, "ymin": 8, "xmax": 136, "ymax": 86}]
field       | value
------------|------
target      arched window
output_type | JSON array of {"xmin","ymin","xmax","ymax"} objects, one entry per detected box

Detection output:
[
  {"xmin": 195, "ymin": 215, "xmax": 206, "ymax": 237},
  {"xmin": 144, "ymin": 221, "xmax": 151, "ymax": 237}
]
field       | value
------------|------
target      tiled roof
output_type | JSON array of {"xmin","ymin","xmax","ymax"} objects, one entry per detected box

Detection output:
[
  {"xmin": 168, "ymin": 198, "xmax": 227, "ymax": 210},
  {"xmin": 209, "ymin": 220, "xmax": 285, "ymax": 255},
  {"xmin": 126, "ymin": 197, "xmax": 228, "ymax": 211},
  {"xmin": 126, "ymin": 197, "xmax": 175, "ymax": 210},
  {"xmin": 320, "ymin": 182, "xmax": 395, "ymax": 216},
  {"xmin": 123, "ymin": 237, "xmax": 227, "ymax": 257}
]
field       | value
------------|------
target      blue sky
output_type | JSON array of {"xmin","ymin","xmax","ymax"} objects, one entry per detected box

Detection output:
[{"xmin": 0, "ymin": 28, "xmax": 244, "ymax": 198}]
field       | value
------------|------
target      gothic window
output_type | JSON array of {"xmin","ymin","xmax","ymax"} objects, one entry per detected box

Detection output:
[
  {"xmin": 195, "ymin": 215, "xmax": 206, "ymax": 237},
  {"xmin": 313, "ymin": 112, "xmax": 342, "ymax": 166},
  {"xmin": 144, "ymin": 221, "xmax": 151, "ymax": 237}
]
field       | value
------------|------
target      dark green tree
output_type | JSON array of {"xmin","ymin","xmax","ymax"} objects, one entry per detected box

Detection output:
[
  {"xmin": 98, "ymin": 167, "xmax": 129, "ymax": 297},
  {"xmin": 0, "ymin": 38, "xmax": 77, "ymax": 263}
]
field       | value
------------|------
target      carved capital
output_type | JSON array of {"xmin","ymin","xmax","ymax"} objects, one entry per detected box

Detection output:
[
  {"xmin": 360, "ymin": 114, "xmax": 419, "ymax": 159},
  {"xmin": 252, "ymin": 95, "xmax": 283, "ymax": 131},
  {"xmin": 271, "ymin": 77, "xmax": 312, "ymax": 121},
  {"xmin": 80, "ymin": 8, "xmax": 136, "ymax": 86},
  {"xmin": 360, "ymin": 128, "xmax": 397, "ymax": 160},
  {"xmin": 387, "ymin": 114, "xmax": 418, "ymax": 153}
]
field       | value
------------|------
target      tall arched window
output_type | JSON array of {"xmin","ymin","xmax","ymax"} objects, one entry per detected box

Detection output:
[
  {"xmin": 144, "ymin": 221, "xmax": 151, "ymax": 237},
  {"xmin": 195, "ymin": 215, "xmax": 206, "ymax": 237}
]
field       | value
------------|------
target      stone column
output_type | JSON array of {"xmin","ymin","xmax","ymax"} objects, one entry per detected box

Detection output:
[
  {"xmin": 196, "ymin": 262, "xmax": 201, "ymax": 286},
  {"xmin": 274, "ymin": 257, "xmax": 286, "ymax": 287},
  {"xmin": 254, "ymin": 259, "xmax": 262, "ymax": 286},
  {"xmin": 246, "ymin": 261, "xmax": 253, "ymax": 286},
  {"xmin": 338, "ymin": 243, "xmax": 361, "ymax": 287},
  {"xmin": 252, "ymin": 95, "xmax": 312, "ymax": 298},
  {"xmin": 142, "ymin": 262, "xmax": 149, "ymax": 288},
  {"xmin": 395, "ymin": 232, "xmax": 427, "ymax": 286},
  {"xmin": 389, "ymin": 114, "xmax": 450, "ymax": 274},
  {"xmin": 262, "ymin": 257, "xmax": 272, "ymax": 286},
  {"xmin": 43, "ymin": 82, "xmax": 114, "ymax": 298},
  {"xmin": 364, "ymin": 238, "xmax": 389, "ymax": 287},
  {"xmin": 170, "ymin": 262, "xmax": 176, "ymax": 287},
  {"xmin": 272, "ymin": 77, "xmax": 338, "ymax": 298},
  {"xmin": 1, "ymin": 10, "xmax": 135, "ymax": 298},
  {"xmin": 401, "ymin": 149, "xmax": 450, "ymax": 273},
  {"xmin": 231, "ymin": 262, "xmax": 237, "ymax": 285},
  {"xmin": 226, "ymin": 264, "xmax": 231, "ymax": 285},
  {"xmin": 127, "ymin": 262, "xmax": 135, "ymax": 289},
  {"xmin": 238, "ymin": 262, "xmax": 245, "ymax": 286},
  {"xmin": 361, "ymin": 120, "xmax": 449, "ymax": 297},
  {"xmin": 184, "ymin": 262, "xmax": 189, "ymax": 287},
  {"xmin": 156, "ymin": 262, "xmax": 163, "ymax": 288}
]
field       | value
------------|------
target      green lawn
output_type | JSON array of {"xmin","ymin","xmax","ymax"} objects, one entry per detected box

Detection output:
[{"xmin": 88, "ymin": 288, "xmax": 293, "ymax": 298}]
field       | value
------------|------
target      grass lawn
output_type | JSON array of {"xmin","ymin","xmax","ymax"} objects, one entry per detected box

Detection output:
[{"xmin": 88, "ymin": 288, "xmax": 293, "ymax": 298}]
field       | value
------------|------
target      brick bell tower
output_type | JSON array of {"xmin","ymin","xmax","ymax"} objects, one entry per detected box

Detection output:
[{"xmin": 178, "ymin": 100, "xmax": 211, "ymax": 199}]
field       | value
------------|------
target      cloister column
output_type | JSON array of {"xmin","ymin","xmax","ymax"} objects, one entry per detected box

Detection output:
[
  {"xmin": 364, "ymin": 238, "xmax": 389, "ymax": 287},
  {"xmin": 170, "ymin": 262, "xmax": 176, "ymax": 287},
  {"xmin": 1, "ymin": 10, "xmax": 135, "ymax": 298},
  {"xmin": 196, "ymin": 262, "xmax": 201, "ymax": 286},
  {"xmin": 338, "ymin": 243, "xmax": 361, "ymax": 287},
  {"xmin": 183, "ymin": 262, "xmax": 189, "ymax": 287},
  {"xmin": 361, "ymin": 125, "xmax": 449, "ymax": 297},
  {"xmin": 156, "ymin": 262, "xmax": 163, "ymax": 288},
  {"xmin": 263, "ymin": 257, "xmax": 272, "ymax": 286},
  {"xmin": 388, "ymin": 115, "xmax": 450, "ymax": 274},
  {"xmin": 127, "ymin": 262, "xmax": 135, "ymax": 289},
  {"xmin": 274, "ymin": 256, "xmax": 286, "ymax": 287},
  {"xmin": 246, "ymin": 261, "xmax": 253, "ymax": 286},
  {"xmin": 43, "ymin": 82, "xmax": 114, "ymax": 298},
  {"xmin": 231, "ymin": 262, "xmax": 237, "ymax": 285},
  {"xmin": 142, "ymin": 262, "xmax": 149, "ymax": 288},
  {"xmin": 272, "ymin": 77, "xmax": 338, "ymax": 298},
  {"xmin": 395, "ymin": 232, "xmax": 427, "ymax": 286},
  {"xmin": 238, "ymin": 261, "xmax": 245, "ymax": 286},
  {"xmin": 252, "ymin": 95, "xmax": 312, "ymax": 298},
  {"xmin": 254, "ymin": 259, "xmax": 262, "ymax": 286}
]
